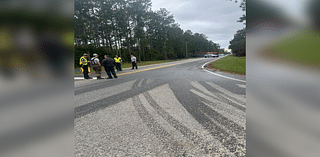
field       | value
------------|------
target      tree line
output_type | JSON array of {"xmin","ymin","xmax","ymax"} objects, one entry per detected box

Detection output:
[
  {"xmin": 228, "ymin": 0, "xmax": 246, "ymax": 57},
  {"xmin": 75, "ymin": 0, "xmax": 221, "ymax": 66}
]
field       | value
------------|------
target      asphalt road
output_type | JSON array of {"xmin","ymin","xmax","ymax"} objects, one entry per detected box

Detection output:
[{"xmin": 74, "ymin": 57, "xmax": 246, "ymax": 156}]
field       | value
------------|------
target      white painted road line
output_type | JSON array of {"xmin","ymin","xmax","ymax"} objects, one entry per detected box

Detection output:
[
  {"xmin": 202, "ymin": 59, "xmax": 246, "ymax": 83},
  {"xmin": 203, "ymin": 69, "xmax": 246, "ymax": 83},
  {"xmin": 74, "ymin": 77, "xmax": 97, "ymax": 80}
]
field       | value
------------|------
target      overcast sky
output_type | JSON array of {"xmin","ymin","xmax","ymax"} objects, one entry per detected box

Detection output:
[{"xmin": 150, "ymin": 0, "xmax": 245, "ymax": 50}]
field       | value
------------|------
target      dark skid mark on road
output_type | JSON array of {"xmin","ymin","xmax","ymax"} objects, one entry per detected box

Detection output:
[
  {"xmin": 74, "ymin": 79, "xmax": 166, "ymax": 118},
  {"xmin": 195, "ymin": 100, "xmax": 245, "ymax": 156},
  {"xmin": 219, "ymin": 92, "xmax": 246, "ymax": 107},
  {"xmin": 132, "ymin": 78, "xmax": 142, "ymax": 88},
  {"xmin": 168, "ymin": 82, "xmax": 245, "ymax": 156},
  {"xmin": 198, "ymin": 81, "xmax": 246, "ymax": 112},
  {"xmin": 143, "ymin": 92, "xmax": 212, "ymax": 154},
  {"xmin": 198, "ymin": 97, "xmax": 246, "ymax": 137},
  {"xmin": 75, "ymin": 80, "xmax": 115, "ymax": 95},
  {"xmin": 201, "ymin": 81, "xmax": 246, "ymax": 104},
  {"xmin": 75, "ymin": 78, "xmax": 132, "ymax": 95},
  {"xmin": 132, "ymin": 96, "xmax": 183, "ymax": 156},
  {"xmin": 190, "ymin": 86, "xmax": 246, "ymax": 137},
  {"xmin": 141, "ymin": 78, "xmax": 148, "ymax": 87}
]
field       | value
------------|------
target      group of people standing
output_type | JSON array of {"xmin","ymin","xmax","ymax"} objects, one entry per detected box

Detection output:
[{"xmin": 79, "ymin": 53, "xmax": 138, "ymax": 80}]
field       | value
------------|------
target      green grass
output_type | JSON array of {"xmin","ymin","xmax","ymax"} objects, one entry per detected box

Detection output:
[
  {"xmin": 74, "ymin": 59, "xmax": 186, "ymax": 74},
  {"xmin": 267, "ymin": 28, "xmax": 320, "ymax": 68},
  {"xmin": 210, "ymin": 56, "xmax": 246, "ymax": 75}
]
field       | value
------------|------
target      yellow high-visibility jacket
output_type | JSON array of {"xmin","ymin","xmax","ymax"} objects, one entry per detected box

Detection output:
[
  {"xmin": 80, "ymin": 56, "xmax": 88, "ymax": 65},
  {"xmin": 114, "ymin": 57, "xmax": 122, "ymax": 63}
]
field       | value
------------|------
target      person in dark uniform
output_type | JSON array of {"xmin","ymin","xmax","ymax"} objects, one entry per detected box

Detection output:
[
  {"xmin": 114, "ymin": 55, "xmax": 122, "ymax": 71},
  {"xmin": 79, "ymin": 53, "xmax": 92, "ymax": 79},
  {"xmin": 102, "ymin": 55, "xmax": 118, "ymax": 79}
]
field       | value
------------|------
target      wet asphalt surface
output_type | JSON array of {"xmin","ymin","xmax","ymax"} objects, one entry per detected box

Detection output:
[{"xmin": 74, "ymin": 57, "xmax": 246, "ymax": 156}]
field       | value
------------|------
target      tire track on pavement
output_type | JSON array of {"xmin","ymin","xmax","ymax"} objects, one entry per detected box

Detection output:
[
  {"xmin": 75, "ymin": 80, "xmax": 136, "ymax": 107},
  {"xmin": 148, "ymin": 84, "xmax": 237, "ymax": 156},
  {"xmin": 143, "ymin": 92, "xmax": 214, "ymax": 155},
  {"xmin": 190, "ymin": 89, "xmax": 246, "ymax": 128},
  {"xmin": 189, "ymin": 81, "xmax": 246, "ymax": 156},
  {"xmin": 198, "ymin": 81, "xmax": 246, "ymax": 112},
  {"xmin": 190, "ymin": 81, "xmax": 246, "ymax": 126},
  {"xmin": 132, "ymin": 96, "xmax": 183, "ymax": 156},
  {"xmin": 205, "ymin": 81, "xmax": 246, "ymax": 105},
  {"xmin": 168, "ymin": 82, "xmax": 245, "ymax": 156},
  {"xmin": 132, "ymin": 79, "xmax": 184, "ymax": 156},
  {"xmin": 197, "ymin": 99, "xmax": 246, "ymax": 137},
  {"xmin": 196, "ymin": 102, "xmax": 245, "ymax": 157},
  {"xmin": 74, "ymin": 79, "xmax": 167, "ymax": 118}
]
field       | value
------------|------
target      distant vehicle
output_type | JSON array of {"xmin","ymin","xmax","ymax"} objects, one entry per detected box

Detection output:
[{"xmin": 204, "ymin": 54, "xmax": 218, "ymax": 58}]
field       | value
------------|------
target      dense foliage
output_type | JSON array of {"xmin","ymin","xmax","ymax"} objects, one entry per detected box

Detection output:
[
  {"xmin": 74, "ymin": 0, "xmax": 220, "ymax": 67},
  {"xmin": 229, "ymin": 28, "xmax": 245, "ymax": 56},
  {"xmin": 229, "ymin": 0, "xmax": 246, "ymax": 56}
]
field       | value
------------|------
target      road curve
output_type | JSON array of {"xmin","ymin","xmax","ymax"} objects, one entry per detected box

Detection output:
[{"xmin": 75, "ymin": 57, "xmax": 246, "ymax": 156}]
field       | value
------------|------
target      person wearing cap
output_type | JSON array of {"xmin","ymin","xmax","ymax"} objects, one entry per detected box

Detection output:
[
  {"xmin": 79, "ymin": 53, "xmax": 92, "ymax": 79},
  {"xmin": 91, "ymin": 53, "xmax": 103, "ymax": 79},
  {"xmin": 114, "ymin": 55, "xmax": 122, "ymax": 71}
]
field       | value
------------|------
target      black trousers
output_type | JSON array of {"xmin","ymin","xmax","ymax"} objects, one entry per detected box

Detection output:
[
  {"xmin": 115, "ymin": 63, "xmax": 122, "ymax": 71},
  {"xmin": 105, "ymin": 66, "xmax": 117, "ymax": 78},
  {"xmin": 131, "ymin": 62, "xmax": 137, "ymax": 69},
  {"xmin": 82, "ymin": 65, "xmax": 89, "ymax": 78}
]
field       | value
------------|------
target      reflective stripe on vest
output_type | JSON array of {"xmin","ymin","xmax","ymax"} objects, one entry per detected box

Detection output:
[
  {"xmin": 80, "ymin": 57, "xmax": 88, "ymax": 65},
  {"xmin": 114, "ymin": 57, "xmax": 121, "ymax": 63}
]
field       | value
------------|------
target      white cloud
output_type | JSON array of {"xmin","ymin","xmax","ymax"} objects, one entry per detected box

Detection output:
[{"xmin": 151, "ymin": 0, "xmax": 245, "ymax": 49}]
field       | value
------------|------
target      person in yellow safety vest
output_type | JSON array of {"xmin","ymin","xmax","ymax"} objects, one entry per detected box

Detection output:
[
  {"xmin": 81, "ymin": 66, "xmax": 91, "ymax": 75},
  {"xmin": 79, "ymin": 53, "xmax": 92, "ymax": 79},
  {"xmin": 114, "ymin": 55, "xmax": 122, "ymax": 71},
  {"xmin": 91, "ymin": 53, "xmax": 103, "ymax": 79}
]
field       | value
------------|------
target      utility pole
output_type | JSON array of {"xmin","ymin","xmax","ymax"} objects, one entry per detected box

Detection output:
[
  {"xmin": 164, "ymin": 41, "xmax": 167, "ymax": 61},
  {"xmin": 186, "ymin": 41, "xmax": 188, "ymax": 58}
]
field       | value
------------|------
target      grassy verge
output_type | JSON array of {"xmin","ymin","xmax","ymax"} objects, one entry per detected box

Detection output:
[
  {"xmin": 209, "ymin": 56, "xmax": 246, "ymax": 75},
  {"xmin": 266, "ymin": 28, "xmax": 320, "ymax": 69},
  {"xmin": 75, "ymin": 59, "xmax": 185, "ymax": 74}
]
